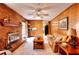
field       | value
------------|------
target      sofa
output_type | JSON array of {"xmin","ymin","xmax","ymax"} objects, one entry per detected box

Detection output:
[
  {"xmin": 47, "ymin": 28, "xmax": 79, "ymax": 55},
  {"xmin": 47, "ymin": 33, "xmax": 67, "ymax": 52}
]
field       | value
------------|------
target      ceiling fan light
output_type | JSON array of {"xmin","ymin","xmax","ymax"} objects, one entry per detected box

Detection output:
[
  {"xmin": 37, "ymin": 12, "xmax": 41, "ymax": 15},
  {"xmin": 35, "ymin": 17, "xmax": 41, "ymax": 19}
]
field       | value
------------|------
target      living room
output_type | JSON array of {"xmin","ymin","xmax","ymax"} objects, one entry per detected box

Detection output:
[{"xmin": 0, "ymin": 3, "xmax": 79, "ymax": 55}]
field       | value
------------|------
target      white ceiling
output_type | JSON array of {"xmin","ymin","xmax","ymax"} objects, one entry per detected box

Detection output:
[{"xmin": 5, "ymin": 3, "xmax": 72, "ymax": 21}]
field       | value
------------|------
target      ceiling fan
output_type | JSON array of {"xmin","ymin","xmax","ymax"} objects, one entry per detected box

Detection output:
[
  {"xmin": 33, "ymin": 8, "xmax": 49, "ymax": 18},
  {"xmin": 26, "ymin": 4, "xmax": 53, "ymax": 19},
  {"xmin": 28, "ymin": 8, "xmax": 49, "ymax": 19}
]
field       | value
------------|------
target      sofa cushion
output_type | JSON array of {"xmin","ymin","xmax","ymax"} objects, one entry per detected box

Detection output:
[{"xmin": 61, "ymin": 36, "xmax": 68, "ymax": 42}]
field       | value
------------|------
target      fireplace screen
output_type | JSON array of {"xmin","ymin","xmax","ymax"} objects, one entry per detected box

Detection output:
[{"xmin": 8, "ymin": 33, "xmax": 20, "ymax": 44}]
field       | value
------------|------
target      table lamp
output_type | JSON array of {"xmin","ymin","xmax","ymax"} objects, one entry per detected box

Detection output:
[{"xmin": 67, "ymin": 28, "xmax": 77, "ymax": 48}]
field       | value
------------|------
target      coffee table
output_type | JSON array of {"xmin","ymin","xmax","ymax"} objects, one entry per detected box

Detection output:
[{"xmin": 33, "ymin": 37, "xmax": 44, "ymax": 49}]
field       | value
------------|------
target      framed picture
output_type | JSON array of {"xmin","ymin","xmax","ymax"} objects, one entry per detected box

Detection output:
[{"xmin": 58, "ymin": 17, "xmax": 68, "ymax": 30}]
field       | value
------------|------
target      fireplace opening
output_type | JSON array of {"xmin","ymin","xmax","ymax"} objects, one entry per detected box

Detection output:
[
  {"xmin": 8, "ymin": 32, "xmax": 20, "ymax": 44},
  {"xmin": 5, "ymin": 32, "xmax": 20, "ymax": 50}
]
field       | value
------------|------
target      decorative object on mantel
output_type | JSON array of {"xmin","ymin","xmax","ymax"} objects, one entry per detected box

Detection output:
[
  {"xmin": 0, "ymin": 18, "xmax": 20, "ymax": 27},
  {"xmin": 58, "ymin": 17, "xmax": 68, "ymax": 30},
  {"xmin": 0, "ymin": 19, "xmax": 4, "ymax": 26},
  {"xmin": 3, "ymin": 18, "xmax": 10, "ymax": 24}
]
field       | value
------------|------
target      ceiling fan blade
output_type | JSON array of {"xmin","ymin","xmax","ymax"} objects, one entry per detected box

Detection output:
[
  {"xmin": 43, "ymin": 14, "xmax": 49, "ymax": 16},
  {"xmin": 41, "ymin": 6, "xmax": 54, "ymax": 10},
  {"xmin": 27, "ymin": 10, "xmax": 36, "ymax": 15},
  {"xmin": 28, "ymin": 13, "xmax": 33, "ymax": 15},
  {"xmin": 25, "ymin": 5, "xmax": 35, "ymax": 10}
]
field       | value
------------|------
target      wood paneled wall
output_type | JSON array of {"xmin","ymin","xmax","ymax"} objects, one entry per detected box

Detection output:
[
  {"xmin": 49, "ymin": 4, "xmax": 79, "ymax": 36},
  {"xmin": 28, "ymin": 20, "xmax": 43, "ymax": 37},
  {"xmin": 0, "ymin": 4, "xmax": 26, "ymax": 50}
]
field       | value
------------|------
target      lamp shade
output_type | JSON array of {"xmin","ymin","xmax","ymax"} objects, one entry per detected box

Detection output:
[{"xmin": 67, "ymin": 28, "xmax": 77, "ymax": 36}]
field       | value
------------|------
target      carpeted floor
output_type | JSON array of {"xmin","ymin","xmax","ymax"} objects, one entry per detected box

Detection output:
[{"xmin": 12, "ymin": 37, "xmax": 58, "ymax": 55}]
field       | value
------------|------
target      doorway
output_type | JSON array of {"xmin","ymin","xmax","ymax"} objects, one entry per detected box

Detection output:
[
  {"xmin": 22, "ymin": 22, "xmax": 28, "ymax": 40},
  {"xmin": 45, "ymin": 25, "xmax": 48, "ymax": 35}
]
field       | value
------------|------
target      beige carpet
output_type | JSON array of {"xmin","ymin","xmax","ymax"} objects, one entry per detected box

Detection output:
[{"xmin": 13, "ymin": 37, "xmax": 58, "ymax": 55}]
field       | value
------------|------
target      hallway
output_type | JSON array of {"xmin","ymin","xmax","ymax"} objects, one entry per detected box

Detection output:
[{"xmin": 13, "ymin": 37, "xmax": 58, "ymax": 55}]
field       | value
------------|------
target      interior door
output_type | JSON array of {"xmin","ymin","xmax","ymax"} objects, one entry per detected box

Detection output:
[{"xmin": 22, "ymin": 22, "xmax": 28, "ymax": 40}]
